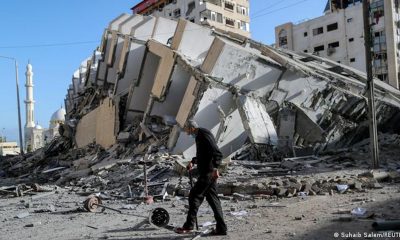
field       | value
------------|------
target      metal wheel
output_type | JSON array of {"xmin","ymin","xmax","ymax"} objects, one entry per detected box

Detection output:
[
  {"xmin": 149, "ymin": 207, "xmax": 169, "ymax": 228},
  {"xmin": 83, "ymin": 195, "xmax": 102, "ymax": 212}
]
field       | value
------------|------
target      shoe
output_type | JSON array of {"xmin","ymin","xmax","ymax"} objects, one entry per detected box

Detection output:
[
  {"xmin": 209, "ymin": 228, "xmax": 227, "ymax": 236},
  {"xmin": 175, "ymin": 226, "xmax": 194, "ymax": 234}
]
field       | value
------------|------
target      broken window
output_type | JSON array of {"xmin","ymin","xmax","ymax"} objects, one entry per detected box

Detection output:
[
  {"xmin": 224, "ymin": 1, "xmax": 234, "ymax": 11},
  {"xmin": 278, "ymin": 29, "xmax": 288, "ymax": 48},
  {"xmin": 207, "ymin": 0, "xmax": 222, "ymax": 6},
  {"xmin": 304, "ymin": 32, "xmax": 308, "ymax": 37},
  {"xmin": 173, "ymin": 8, "xmax": 181, "ymax": 17},
  {"xmin": 331, "ymin": 0, "xmax": 362, "ymax": 10},
  {"xmin": 350, "ymin": 58, "xmax": 355, "ymax": 62},
  {"xmin": 349, "ymin": 38, "xmax": 354, "ymax": 42},
  {"xmin": 225, "ymin": 17, "xmax": 235, "ymax": 27},
  {"xmin": 377, "ymin": 73, "xmax": 388, "ymax": 81},
  {"xmin": 327, "ymin": 22, "xmax": 338, "ymax": 32},
  {"xmin": 327, "ymin": 42, "xmax": 339, "ymax": 55},
  {"xmin": 304, "ymin": 50, "xmax": 308, "ymax": 53},
  {"xmin": 314, "ymin": 45, "xmax": 324, "ymax": 52},
  {"xmin": 158, "ymin": 3, "xmax": 165, "ymax": 11},
  {"xmin": 370, "ymin": 0, "xmax": 384, "ymax": 24},
  {"xmin": 186, "ymin": 1, "xmax": 195, "ymax": 16},
  {"xmin": 312, "ymin": 27, "xmax": 323, "ymax": 36},
  {"xmin": 328, "ymin": 41, "xmax": 339, "ymax": 48}
]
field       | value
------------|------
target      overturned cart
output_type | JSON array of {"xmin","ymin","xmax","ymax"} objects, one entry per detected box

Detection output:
[{"xmin": 65, "ymin": 14, "xmax": 400, "ymax": 160}]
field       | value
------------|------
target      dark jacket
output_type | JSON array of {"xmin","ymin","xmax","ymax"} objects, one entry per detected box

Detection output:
[{"xmin": 192, "ymin": 128, "xmax": 223, "ymax": 176}]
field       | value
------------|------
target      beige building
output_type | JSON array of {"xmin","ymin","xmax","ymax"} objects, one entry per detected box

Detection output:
[
  {"xmin": 131, "ymin": 0, "xmax": 250, "ymax": 38},
  {"xmin": 275, "ymin": 0, "xmax": 400, "ymax": 89},
  {"xmin": 0, "ymin": 142, "xmax": 20, "ymax": 156}
]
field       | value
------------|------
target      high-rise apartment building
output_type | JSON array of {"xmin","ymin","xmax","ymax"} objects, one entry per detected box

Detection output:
[
  {"xmin": 275, "ymin": 0, "xmax": 400, "ymax": 89},
  {"xmin": 131, "ymin": 0, "xmax": 250, "ymax": 38}
]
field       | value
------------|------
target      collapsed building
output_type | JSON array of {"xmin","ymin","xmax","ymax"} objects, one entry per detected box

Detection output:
[
  {"xmin": 64, "ymin": 13, "xmax": 400, "ymax": 162},
  {"xmin": 3, "ymin": 13, "xmax": 400, "ymax": 203}
]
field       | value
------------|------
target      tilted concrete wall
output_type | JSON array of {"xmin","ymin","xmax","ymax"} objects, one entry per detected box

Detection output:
[{"xmin": 75, "ymin": 97, "xmax": 116, "ymax": 148}]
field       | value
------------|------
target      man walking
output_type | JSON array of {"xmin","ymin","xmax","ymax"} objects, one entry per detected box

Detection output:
[{"xmin": 176, "ymin": 120, "xmax": 227, "ymax": 235}]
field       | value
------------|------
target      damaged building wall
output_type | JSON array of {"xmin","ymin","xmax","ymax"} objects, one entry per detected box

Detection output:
[
  {"xmin": 75, "ymin": 108, "xmax": 98, "ymax": 148},
  {"xmin": 126, "ymin": 52, "xmax": 160, "ymax": 120},
  {"xmin": 75, "ymin": 97, "xmax": 116, "ymax": 148},
  {"xmin": 64, "ymin": 14, "xmax": 400, "ymax": 162}
]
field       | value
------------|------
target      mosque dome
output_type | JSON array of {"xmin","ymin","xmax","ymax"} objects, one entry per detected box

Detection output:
[
  {"xmin": 49, "ymin": 108, "xmax": 66, "ymax": 129},
  {"xmin": 34, "ymin": 124, "xmax": 43, "ymax": 130}
]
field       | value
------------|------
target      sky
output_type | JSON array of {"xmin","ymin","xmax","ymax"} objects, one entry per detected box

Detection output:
[{"xmin": 0, "ymin": 0, "xmax": 326, "ymax": 143}]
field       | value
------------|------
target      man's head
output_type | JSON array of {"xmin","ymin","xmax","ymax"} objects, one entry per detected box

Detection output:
[{"xmin": 184, "ymin": 119, "xmax": 199, "ymax": 136}]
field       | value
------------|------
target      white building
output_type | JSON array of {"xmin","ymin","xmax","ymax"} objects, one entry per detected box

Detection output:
[
  {"xmin": 44, "ymin": 108, "xmax": 66, "ymax": 143},
  {"xmin": 0, "ymin": 142, "xmax": 20, "ymax": 156},
  {"xmin": 131, "ymin": 0, "xmax": 250, "ymax": 38},
  {"xmin": 275, "ymin": 0, "xmax": 400, "ymax": 89},
  {"xmin": 24, "ymin": 63, "xmax": 66, "ymax": 152}
]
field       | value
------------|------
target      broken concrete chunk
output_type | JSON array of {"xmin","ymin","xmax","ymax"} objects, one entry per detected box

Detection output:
[{"xmin": 16, "ymin": 211, "xmax": 30, "ymax": 219}]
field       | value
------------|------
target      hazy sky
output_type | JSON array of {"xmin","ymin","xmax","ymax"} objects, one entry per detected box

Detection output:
[{"xmin": 0, "ymin": 0, "xmax": 326, "ymax": 142}]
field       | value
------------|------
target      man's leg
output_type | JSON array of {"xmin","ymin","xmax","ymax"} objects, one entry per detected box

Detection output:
[
  {"xmin": 205, "ymin": 181, "xmax": 227, "ymax": 233},
  {"xmin": 183, "ymin": 178, "xmax": 209, "ymax": 229}
]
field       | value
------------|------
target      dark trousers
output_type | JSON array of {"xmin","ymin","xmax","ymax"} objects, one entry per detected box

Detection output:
[{"xmin": 183, "ymin": 176, "xmax": 227, "ymax": 233}]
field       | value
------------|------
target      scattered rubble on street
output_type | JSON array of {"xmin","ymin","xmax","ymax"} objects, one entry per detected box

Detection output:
[{"xmin": 2, "ymin": 13, "xmax": 400, "ymax": 240}]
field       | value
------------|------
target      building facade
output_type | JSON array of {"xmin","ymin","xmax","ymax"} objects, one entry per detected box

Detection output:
[
  {"xmin": 131, "ymin": 0, "xmax": 250, "ymax": 38},
  {"xmin": 275, "ymin": 0, "xmax": 400, "ymax": 89},
  {"xmin": 0, "ymin": 141, "xmax": 20, "ymax": 156}
]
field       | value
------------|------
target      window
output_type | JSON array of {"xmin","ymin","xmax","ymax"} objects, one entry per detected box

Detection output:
[
  {"xmin": 350, "ymin": 58, "xmax": 356, "ymax": 62},
  {"xmin": 314, "ymin": 45, "xmax": 325, "ymax": 52},
  {"xmin": 236, "ymin": 5, "xmax": 248, "ymax": 16},
  {"xmin": 224, "ymin": 1, "xmax": 234, "ymax": 11},
  {"xmin": 349, "ymin": 38, "xmax": 354, "ymax": 42},
  {"xmin": 377, "ymin": 74, "xmax": 388, "ymax": 81},
  {"xmin": 278, "ymin": 29, "xmax": 288, "ymax": 48},
  {"xmin": 312, "ymin": 27, "xmax": 323, "ymax": 36},
  {"xmin": 328, "ymin": 41, "xmax": 339, "ymax": 48},
  {"xmin": 239, "ymin": 21, "xmax": 248, "ymax": 31},
  {"xmin": 173, "ymin": 8, "xmax": 181, "ymax": 17},
  {"xmin": 216, "ymin": 13, "xmax": 223, "ymax": 23},
  {"xmin": 304, "ymin": 32, "xmax": 308, "ymax": 37},
  {"xmin": 225, "ymin": 18, "xmax": 235, "ymax": 27},
  {"xmin": 327, "ymin": 22, "xmax": 338, "ymax": 32},
  {"xmin": 210, "ymin": 11, "xmax": 215, "ymax": 21}
]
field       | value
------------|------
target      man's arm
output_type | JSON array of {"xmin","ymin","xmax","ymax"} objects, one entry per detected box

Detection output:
[{"xmin": 212, "ymin": 146, "xmax": 223, "ymax": 168}]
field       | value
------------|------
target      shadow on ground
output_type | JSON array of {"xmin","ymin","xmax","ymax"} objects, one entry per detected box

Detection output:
[{"xmin": 293, "ymin": 194, "xmax": 400, "ymax": 240}]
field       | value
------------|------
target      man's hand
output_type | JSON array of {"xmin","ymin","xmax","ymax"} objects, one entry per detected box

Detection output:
[
  {"xmin": 212, "ymin": 168, "xmax": 220, "ymax": 180},
  {"xmin": 186, "ymin": 162, "xmax": 193, "ymax": 171}
]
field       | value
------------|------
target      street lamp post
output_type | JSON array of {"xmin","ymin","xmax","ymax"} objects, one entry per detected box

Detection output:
[{"xmin": 0, "ymin": 56, "xmax": 24, "ymax": 155}]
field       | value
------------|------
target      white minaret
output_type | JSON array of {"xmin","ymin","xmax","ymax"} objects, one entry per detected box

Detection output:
[{"xmin": 25, "ymin": 63, "xmax": 35, "ymax": 128}]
